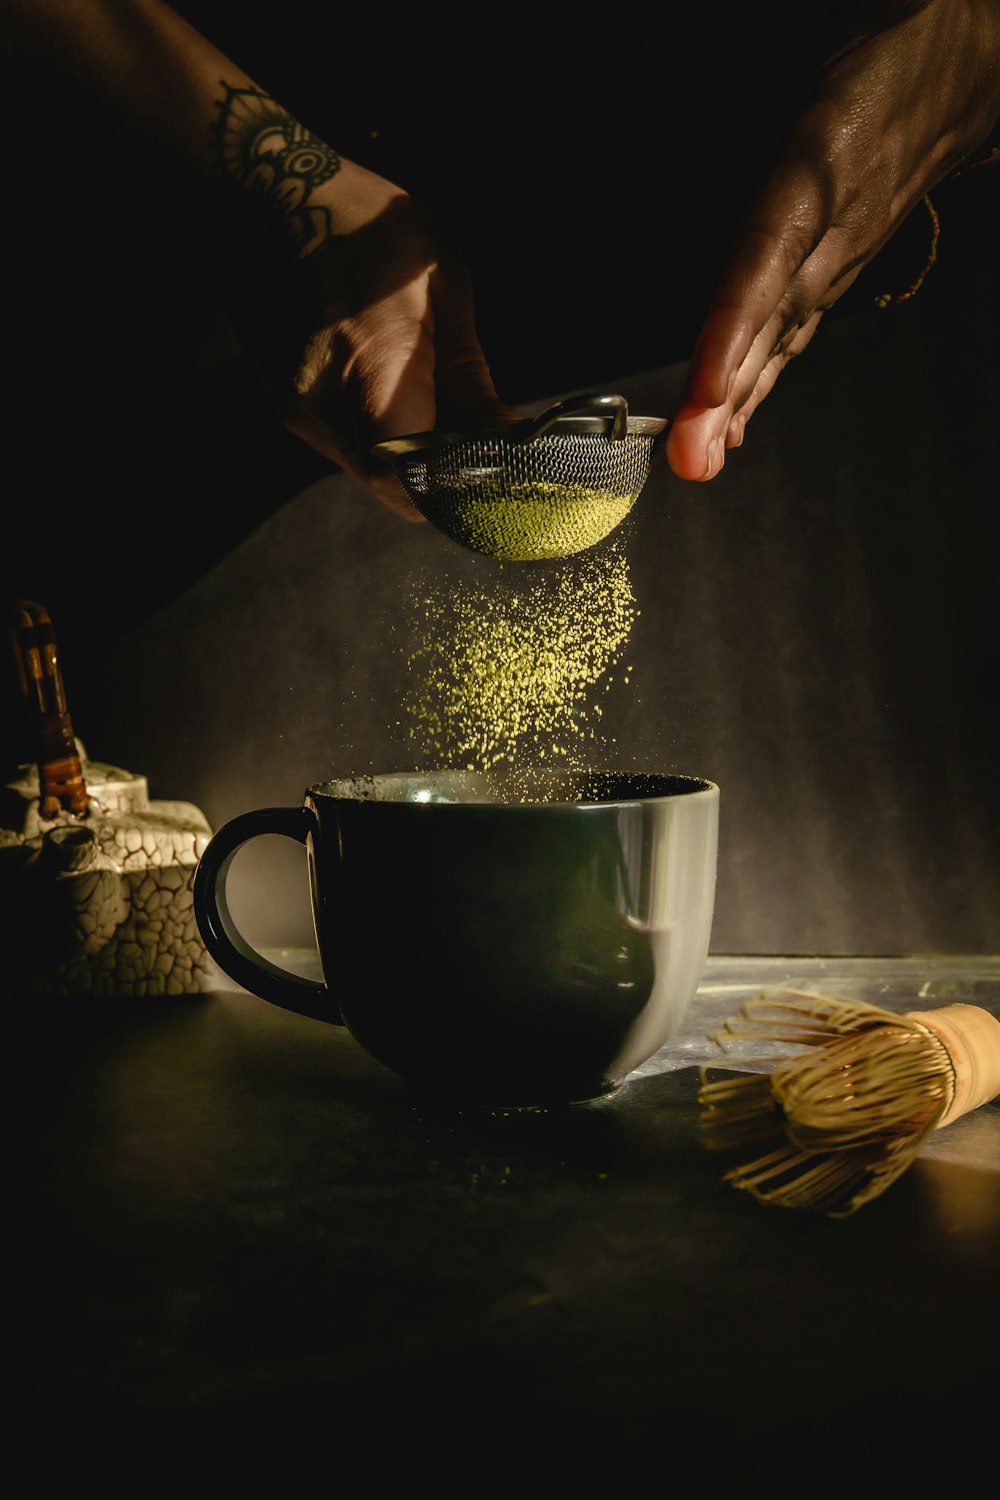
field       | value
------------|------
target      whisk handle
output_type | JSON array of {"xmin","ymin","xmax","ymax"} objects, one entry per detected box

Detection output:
[{"xmin": 907, "ymin": 1004, "xmax": 1000, "ymax": 1127}]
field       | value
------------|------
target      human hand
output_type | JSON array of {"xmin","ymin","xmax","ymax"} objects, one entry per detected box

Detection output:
[
  {"xmin": 209, "ymin": 92, "xmax": 517, "ymax": 519},
  {"xmin": 666, "ymin": 0, "xmax": 1000, "ymax": 482},
  {"xmin": 0, "ymin": 1, "xmax": 516, "ymax": 522}
]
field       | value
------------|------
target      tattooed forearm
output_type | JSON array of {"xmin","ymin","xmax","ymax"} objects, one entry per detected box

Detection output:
[{"xmin": 213, "ymin": 82, "xmax": 341, "ymax": 255}]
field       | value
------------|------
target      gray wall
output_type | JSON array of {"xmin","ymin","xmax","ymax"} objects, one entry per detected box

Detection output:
[{"xmin": 53, "ymin": 265, "xmax": 999, "ymax": 958}]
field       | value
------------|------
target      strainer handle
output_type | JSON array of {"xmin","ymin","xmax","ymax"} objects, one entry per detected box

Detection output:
[{"xmin": 525, "ymin": 392, "xmax": 630, "ymax": 441}]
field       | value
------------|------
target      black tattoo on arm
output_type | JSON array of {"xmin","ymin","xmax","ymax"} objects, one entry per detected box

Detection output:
[{"xmin": 213, "ymin": 82, "xmax": 342, "ymax": 255}]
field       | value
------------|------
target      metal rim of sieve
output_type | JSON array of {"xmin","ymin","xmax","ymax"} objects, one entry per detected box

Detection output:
[
  {"xmin": 370, "ymin": 392, "xmax": 670, "ymax": 559},
  {"xmin": 370, "ymin": 392, "xmax": 669, "ymax": 464}
]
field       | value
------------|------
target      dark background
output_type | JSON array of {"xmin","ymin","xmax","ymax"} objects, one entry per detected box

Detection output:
[{"xmin": 3, "ymin": 6, "xmax": 998, "ymax": 956}]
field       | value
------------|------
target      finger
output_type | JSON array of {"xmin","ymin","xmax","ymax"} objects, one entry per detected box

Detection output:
[
  {"xmin": 667, "ymin": 298, "xmax": 825, "ymax": 483},
  {"xmin": 685, "ymin": 161, "xmax": 830, "ymax": 411},
  {"xmin": 282, "ymin": 399, "xmax": 426, "ymax": 521},
  {"xmin": 351, "ymin": 294, "xmax": 440, "ymax": 444},
  {"xmin": 668, "ymin": 218, "xmax": 861, "ymax": 483},
  {"xmin": 665, "ymin": 403, "xmax": 728, "ymax": 482},
  {"xmin": 724, "ymin": 309, "xmax": 825, "ymax": 445},
  {"xmin": 667, "ymin": 309, "xmax": 787, "ymax": 481},
  {"xmin": 428, "ymin": 260, "xmax": 521, "ymax": 430},
  {"xmin": 722, "ymin": 238, "xmax": 867, "ymax": 423}
]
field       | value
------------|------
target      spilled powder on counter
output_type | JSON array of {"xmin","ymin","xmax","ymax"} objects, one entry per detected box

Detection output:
[{"xmin": 400, "ymin": 535, "xmax": 637, "ymax": 797}]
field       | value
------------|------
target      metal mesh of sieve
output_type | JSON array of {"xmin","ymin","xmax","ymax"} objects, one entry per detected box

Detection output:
[
  {"xmin": 371, "ymin": 393, "xmax": 669, "ymax": 560},
  {"xmin": 392, "ymin": 429, "xmax": 657, "ymax": 506}
]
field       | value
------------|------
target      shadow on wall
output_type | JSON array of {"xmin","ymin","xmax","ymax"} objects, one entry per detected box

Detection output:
[
  {"xmin": 29, "ymin": 264, "xmax": 994, "ymax": 959},
  {"xmin": 5, "ymin": 265, "xmax": 995, "ymax": 954}
]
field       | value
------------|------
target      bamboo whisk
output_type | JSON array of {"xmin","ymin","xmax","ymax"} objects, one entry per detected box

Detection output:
[{"xmin": 698, "ymin": 990, "xmax": 1000, "ymax": 1217}]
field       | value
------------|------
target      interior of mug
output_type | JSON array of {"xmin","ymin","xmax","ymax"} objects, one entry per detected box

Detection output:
[{"xmin": 311, "ymin": 770, "xmax": 717, "ymax": 806}]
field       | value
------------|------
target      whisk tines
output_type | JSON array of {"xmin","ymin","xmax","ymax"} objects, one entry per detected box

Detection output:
[{"xmin": 698, "ymin": 988, "xmax": 963, "ymax": 1217}]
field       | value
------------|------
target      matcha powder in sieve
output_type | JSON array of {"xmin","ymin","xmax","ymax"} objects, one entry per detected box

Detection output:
[
  {"xmin": 416, "ymin": 478, "xmax": 635, "ymax": 561},
  {"xmin": 400, "ymin": 535, "xmax": 638, "ymax": 777}
]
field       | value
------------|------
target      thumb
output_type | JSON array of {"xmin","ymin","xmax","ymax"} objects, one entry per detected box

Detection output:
[{"xmin": 430, "ymin": 261, "xmax": 521, "ymax": 431}]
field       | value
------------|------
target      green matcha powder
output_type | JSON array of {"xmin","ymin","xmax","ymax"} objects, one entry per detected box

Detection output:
[{"xmin": 401, "ymin": 535, "xmax": 637, "ymax": 798}]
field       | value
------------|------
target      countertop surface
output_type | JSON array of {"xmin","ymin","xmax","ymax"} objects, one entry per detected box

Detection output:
[{"xmin": 11, "ymin": 954, "xmax": 999, "ymax": 1486}]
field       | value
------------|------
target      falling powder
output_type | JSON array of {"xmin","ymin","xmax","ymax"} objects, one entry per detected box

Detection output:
[{"xmin": 401, "ymin": 534, "xmax": 638, "ymax": 793}]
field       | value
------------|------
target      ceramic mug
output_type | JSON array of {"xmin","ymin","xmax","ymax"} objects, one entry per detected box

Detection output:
[{"xmin": 193, "ymin": 769, "xmax": 719, "ymax": 1107}]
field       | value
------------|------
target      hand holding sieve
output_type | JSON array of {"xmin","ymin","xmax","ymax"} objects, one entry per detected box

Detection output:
[{"xmin": 370, "ymin": 392, "xmax": 669, "ymax": 562}]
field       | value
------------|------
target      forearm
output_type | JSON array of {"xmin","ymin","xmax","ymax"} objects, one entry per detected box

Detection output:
[
  {"xmin": 1, "ymin": 1, "xmax": 248, "ymax": 165},
  {"xmin": 0, "ymin": 0, "xmax": 344, "ymax": 256}
]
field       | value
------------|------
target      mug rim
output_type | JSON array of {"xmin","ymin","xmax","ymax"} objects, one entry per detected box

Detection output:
[{"xmin": 306, "ymin": 770, "xmax": 719, "ymax": 809}]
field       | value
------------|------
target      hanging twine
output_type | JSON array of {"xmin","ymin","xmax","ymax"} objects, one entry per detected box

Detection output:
[
  {"xmin": 874, "ymin": 192, "xmax": 940, "ymax": 307},
  {"xmin": 874, "ymin": 134, "xmax": 998, "ymax": 309}
]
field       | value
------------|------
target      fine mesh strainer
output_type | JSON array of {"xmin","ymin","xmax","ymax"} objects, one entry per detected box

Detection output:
[{"xmin": 370, "ymin": 392, "xmax": 669, "ymax": 562}]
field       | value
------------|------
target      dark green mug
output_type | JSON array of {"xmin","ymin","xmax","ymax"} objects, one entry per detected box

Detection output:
[{"xmin": 193, "ymin": 769, "xmax": 719, "ymax": 1107}]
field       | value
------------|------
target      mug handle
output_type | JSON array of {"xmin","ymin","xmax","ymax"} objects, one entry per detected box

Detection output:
[{"xmin": 193, "ymin": 806, "xmax": 344, "ymax": 1025}]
